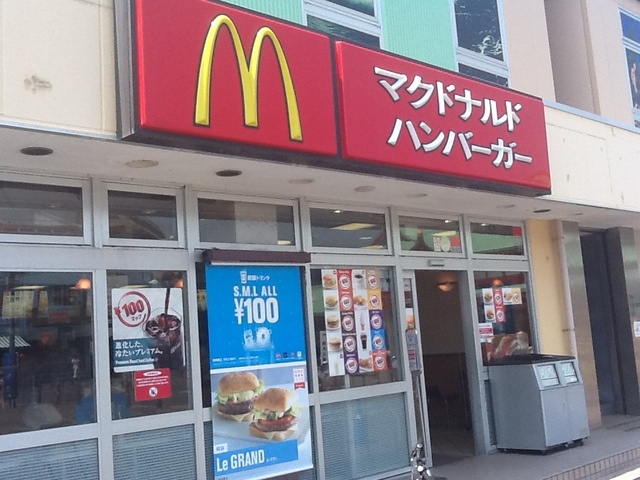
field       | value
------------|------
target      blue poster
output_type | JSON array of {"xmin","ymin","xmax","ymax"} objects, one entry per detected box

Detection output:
[{"xmin": 206, "ymin": 265, "xmax": 313, "ymax": 480}]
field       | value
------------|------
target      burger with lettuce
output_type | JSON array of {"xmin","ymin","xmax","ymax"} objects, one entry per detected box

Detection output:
[
  {"xmin": 215, "ymin": 371, "xmax": 265, "ymax": 421},
  {"xmin": 250, "ymin": 387, "xmax": 302, "ymax": 441}
]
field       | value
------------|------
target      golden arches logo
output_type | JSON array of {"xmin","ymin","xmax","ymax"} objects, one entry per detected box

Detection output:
[{"xmin": 194, "ymin": 14, "xmax": 302, "ymax": 142}]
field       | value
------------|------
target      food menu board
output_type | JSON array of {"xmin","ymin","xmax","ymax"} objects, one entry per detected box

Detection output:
[
  {"xmin": 322, "ymin": 268, "xmax": 389, "ymax": 377},
  {"xmin": 481, "ymin": 287, "xmax": 522, "ymax": 322}
]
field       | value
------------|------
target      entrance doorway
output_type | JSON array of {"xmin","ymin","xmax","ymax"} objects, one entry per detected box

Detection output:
[
  {"xmin": 580, "ymin": 231, "xmax": 624, "ymax": 416},
  {"xmin": 414, "ymin": 270, "xmax": 474, "ymax": 467}
]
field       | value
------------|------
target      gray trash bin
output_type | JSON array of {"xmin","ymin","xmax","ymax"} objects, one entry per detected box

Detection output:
[{"xmin": 488, "ymin": 354, "xmax": 589, "ymax": 452}]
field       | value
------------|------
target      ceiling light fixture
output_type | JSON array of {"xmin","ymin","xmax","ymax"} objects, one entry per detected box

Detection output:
[
  {"xmin": 125, "ymin": 159, "xmax": 159, "ymax": 168},
  {"xmin": 20, "ymin": 146, "xmax": 53, "ymax": 156},
  {"xmin": 437, "ymin": 281, "xmax": 457, "ymax": 292},
  {"xmin": 288, "ymin": 178, "xmax": 314, "ymax": 185},
  {"xmin": 332, "ymin": 222, "xmax": 377, "ymax": 231},
  {"xmin": 216, "ymin": 169, "xmax": 242, "ymax": 177},
  {"xmin": 533, "ymin": 208, "xmax": 551, "ymax": 214},
  {"xmin": 354, "ymin": 185, "xmax": 375, "ymax": 193},
  {"xmin": 406, "ymin": 193, "xmax": 428, "ymax": 199}
]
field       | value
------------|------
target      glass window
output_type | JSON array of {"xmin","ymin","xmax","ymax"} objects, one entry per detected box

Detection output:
[
  {"xmin": 107, "ymin": 270, "xmax": 190, "ymax": 419},
  {"xmin": 198, "ymin": 199, "xmax": 295, "ymax": 247},
  {"xmin": 621, "ymin": 11, "xmax": 640, "ymax": 127},
  {"xmin": 311, "ymin": 267, "xmax": 401, "ymax": 391},
  {"xmin": 454, "ymin": 0, "xmax": 509, "ymax": 87},
  {"xmin": 459, "ymin": 64, "xmax": 508, "ymax": 88},
  {"xmin": 470, "ymin": 222, "xmax": 524, "ymax": 256},
  {"xmin": 474, "ymin": 271, "xmax": 532, "ymax": 366},
  {"xmin": 454, "ymin": 0, "xmax": 503, "ymax": 61},
  {"xmin": 310, "ymin": 207, "xmax": 388, "ymax": 250},
  {"xmin": 399, "ymin": 216, "xmax": 462, "ymax": 253},
  {"xmin": 108, "ymin": 191, "xmax": 178, "ymax": 241},
  {"xmin": 0, "ymin": 272, "xmax": 94, "ymax": 434},
  {"xmin": 307, "ymin": 16, "xmax": 379, "ymax": 48},
  {"xmin": 0, "ymin": 181, "xmax": 83, "ymax": 237},
  {"xmin": 325, "ymin": 0, "xmax": 374, "ymax": 16}
]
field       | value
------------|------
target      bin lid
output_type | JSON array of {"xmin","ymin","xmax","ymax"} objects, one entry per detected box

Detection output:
[{"xmin": 488, "ymin": 353, "xmax": 575, "ymax": 366}]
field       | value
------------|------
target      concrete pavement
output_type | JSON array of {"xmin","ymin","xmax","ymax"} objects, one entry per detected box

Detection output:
[{"xmin": 428, "ymin": 416, "xmax": 640, "ymax": 480}]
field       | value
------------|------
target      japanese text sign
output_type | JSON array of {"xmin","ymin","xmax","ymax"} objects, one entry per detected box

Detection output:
[
  {"xmin": 133, "ymin": 0, "xmax": 337, "ymax": 156},
  {"xmin": 335, "ymin": 42, "xmax": 551, "ymax": 192}
]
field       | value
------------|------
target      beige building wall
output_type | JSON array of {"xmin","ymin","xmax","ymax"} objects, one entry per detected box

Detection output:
[
  {"xmin": 0, "ymin": 0, "xmax": 116, "ymax": 134},
  {"xmin": 527, "ymin": 219, "xmax": 571, "ymax": 356},
  {"xmin": 546, "ymin": 0, "xmax": 640, "ymax": 126},
  {"xmin": 502, "ymin": 0, "xmax": 556, "ymax": 101},
  {"xmin": 545, "ymin": 105, "xmax": 640, "ymax": 212}
]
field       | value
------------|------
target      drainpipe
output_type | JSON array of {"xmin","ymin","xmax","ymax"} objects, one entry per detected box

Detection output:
[{"xmin": 556, "ymin": 220, "xmax": 578, "ymax": 358}]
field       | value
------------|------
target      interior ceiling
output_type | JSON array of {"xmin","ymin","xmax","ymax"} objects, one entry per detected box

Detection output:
[{"xmin": 2, "ymin": 124, "xmax": 640, "ymax": 231}]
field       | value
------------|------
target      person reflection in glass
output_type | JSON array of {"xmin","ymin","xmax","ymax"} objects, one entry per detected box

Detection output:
[{"xmin": 630, "ymin": 61, "xmax": 640, "ymax": 109}]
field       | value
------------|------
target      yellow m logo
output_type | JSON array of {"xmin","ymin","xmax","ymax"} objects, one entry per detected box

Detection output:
[{"xmin": 194, "ymin": 15, "xmax": 302, "ymax": 142}]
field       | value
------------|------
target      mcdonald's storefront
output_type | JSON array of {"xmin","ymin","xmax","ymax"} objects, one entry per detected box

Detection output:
[{"xmin": 0, "ymin": 1, "xmax": 557, "ymax": 479}]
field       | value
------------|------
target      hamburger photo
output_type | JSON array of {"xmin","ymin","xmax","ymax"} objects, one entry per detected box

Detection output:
[
  {"xmin": 328, "ymin": 337, "xmax": 342, "ymax": 351},
  {"xmin": 215, "ymin": 371, "xmax": 265, "ymax": 422},
  {"xmin": 323, "ymin": 272, "xmax": 337, "ymax": 289},
  {"xmin": 250, "ymin": 388, "xmax": 301, "ymax": 441},
  {"xmin": 327, "ymin": 314, "xmax": 340, "ymax": 329}
]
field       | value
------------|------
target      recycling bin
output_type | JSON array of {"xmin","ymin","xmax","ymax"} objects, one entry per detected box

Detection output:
[{"xmin": 488, "ymin": 354, "xmax": 589, "ymax": 452}]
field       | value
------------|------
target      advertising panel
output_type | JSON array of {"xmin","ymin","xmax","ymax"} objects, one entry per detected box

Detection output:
[
  {"xmin": 111, "ymin": 288, "xmax": 185, "ymax": 372},
  {"xmin": 206, "ymin": 265, "xmax": 312, "ymax": 480},
  {"xmin": 321, "ymin": 268, "xmax": 389, "ymax": 377},
  {"xmin": 132, "ymin": 0, "xmax": 337, "ymax": 156},
  {"xmin": 335, "ymin": 41, "xmax": 551, "ymax": 192}
]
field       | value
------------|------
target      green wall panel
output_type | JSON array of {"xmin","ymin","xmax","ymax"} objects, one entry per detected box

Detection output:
[
  {"xmin": 220, "ymin": 0, "xmax": 303, "ymax": 24},
  {"xmin": 380, "ymin": 0, "xmax": 456, "ymax": 70}
]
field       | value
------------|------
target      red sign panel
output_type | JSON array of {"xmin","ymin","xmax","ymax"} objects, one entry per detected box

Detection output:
[
  {"xmin": 134, "ymin": 0, "xmax": 337, "ymax": 156},
  {"xmin": 335, "ymin": 42, "xmax": 551, "ymax": 192},
  {"xmin": 134, "ymin": 368, "xmax": 172, "ymax": 402}
]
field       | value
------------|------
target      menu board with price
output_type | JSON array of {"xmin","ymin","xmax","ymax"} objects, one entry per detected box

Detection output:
[{"xmin": 321, "ymin": 268, "xmax": 389, "ymax": 377}]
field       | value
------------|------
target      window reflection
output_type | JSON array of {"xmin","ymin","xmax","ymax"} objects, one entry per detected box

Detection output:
[
  {"xmin": 325, "ymin": 0, "xmax": 374, "ymax": 16},
  {"xmin": 107, "ymin": 271, "xmax": 190, "ymax": 420},
  {"xmin": 454, "ymin": 0, "xmax": 504, "ymax": 61},
  {"xmin": 474, "ymin": 271, "xmax": 532, "ymax": 366},
  {"xmin": 0, "ymin": 272, "xmax": 93, "ymax": 434},
  {"xmin": 0, "ymin": 181, "xmax": 83, "ymax": 237},
  {"xmin": 307, "ymin": 16, "xmax": 380, "ymax": 48},
  {"xmin": 310, "ymin": 208, "xmax": 387, "ymax": 250},
  {"xmin": 399, "ymin": 216, "xmax": 462, "ymax": 253},
  {"xmin": 198, "ymin": 199, "xmax": 295, "ymax": 246},
  {"xmin": 470, "ymin": 222, "xmax": 524, "ymax": 255},
  {"xmin": 108, "ymin": 191, "xmax": 178, "ymax": 241}
]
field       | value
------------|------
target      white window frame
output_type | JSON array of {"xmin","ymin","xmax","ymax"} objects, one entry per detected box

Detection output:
[
  {"xmin": 393, "ymin": 210, "xmax": 466, "ymax": 258},
  {"xmin": 98, "ymin": 182, "xmax": 185, "ymax": 249},
  {"xmin": 194, "ymin": 191, "xmax": 301, "ymax": 251},
  {"xmin": 620, "ymin": 8, "xmax": 640, "ymax": 128},
  {"xmin": 465, "ymin": 216, "xmax": 528, "ymax": 261},
  {"xmin": 303, "ymin": 0, "xmax": 383, "ymax": 48},
  {"xmin": 450, "ymin": 0, "xmax": 511, "ymax": 86},
  {"xmin": 0, "ymin": 173, "xmax": 92, "ymax": 246},
  {"xmin": 304, "ymin": 201, "xmax": 392, "ymax": 255}
]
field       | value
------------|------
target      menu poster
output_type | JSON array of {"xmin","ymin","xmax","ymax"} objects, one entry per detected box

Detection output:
[
  {"xmin": 322, "ymin": 268, "xmax": 389, "ymax": 376},
  {"xmin": 482, "ymin": 287, "xmax": 522, "ymax": 323},
  {"xmin": 205, "ymin": 265, "xmax": 313, "ymax": 480},
  {"xmin": 111, "ymin": 288, "xmax": 185, "ymax": 373}
]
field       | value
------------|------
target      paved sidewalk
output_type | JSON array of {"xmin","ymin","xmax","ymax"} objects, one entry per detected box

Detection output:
[{"xmin": 428, "ymin": 416, "xmax": 640, "ymax": 480}]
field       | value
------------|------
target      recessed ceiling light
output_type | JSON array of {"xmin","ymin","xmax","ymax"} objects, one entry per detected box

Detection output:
[
  {"xmin": 21, "ymin": 146, "xmax": 53, "ymax": 156},
  {"xmin": 216, "ymin": 169, "xmax": 242, "ymax": 177},
  {"xmin": 126, "ymin": 159, "xmax": 158, "ymax": 168},
  {"xmin": 354, "ymin": 185, "xmax": 375, "ymax": 193},
  {"xmin": 533, "ymin": 208, "xmax": 551, "ymax": 214},
  {"xmin": 444, "ymin": 219, "xmax": 453, "ymax": 224},
  {"xmin": 406, "ymin": 193, "xmax": 428, "ymax": 199},
  {"xmin": 288, "ymin": 178, "xmax": 314, "ymax": 185},
  {"xmin": 497, "ymin": 204, "xmax": 516, "ymax": 209},
  {"xmin": 333, "ymin": 209, "xmax": 342, "ymax": 214}
]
